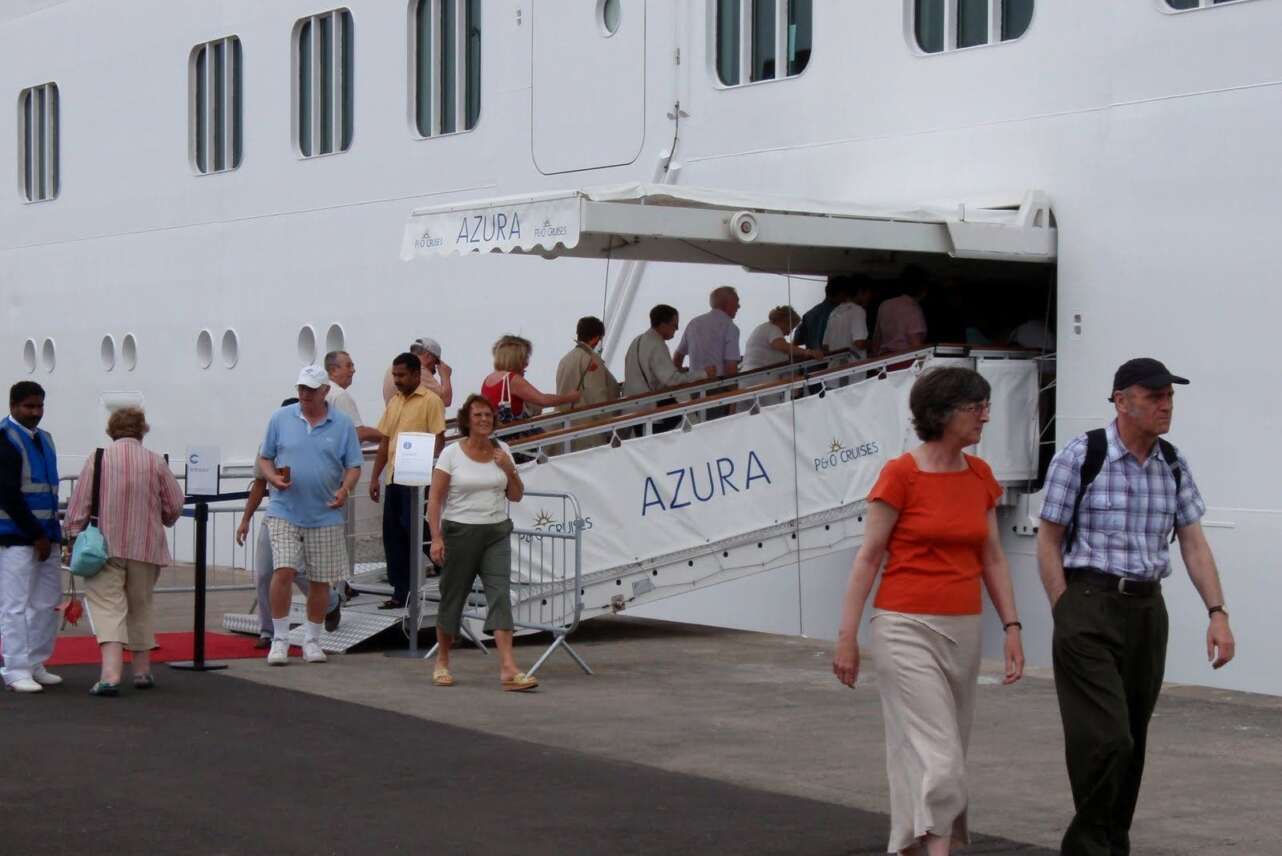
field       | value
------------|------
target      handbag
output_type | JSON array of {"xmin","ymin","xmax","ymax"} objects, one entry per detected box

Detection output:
[
  {"xmin": 495, "ymin": 372, "xmax": 518, "ymax": 424},
  {"xmin": 69, "ymin": 448, "xmax": 109, "ymax": 578}
]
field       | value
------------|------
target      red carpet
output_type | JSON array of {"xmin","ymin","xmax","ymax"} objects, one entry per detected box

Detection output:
[{"xmin": 47, "ymin": 632, "xmax": 270, "ymax": 666}]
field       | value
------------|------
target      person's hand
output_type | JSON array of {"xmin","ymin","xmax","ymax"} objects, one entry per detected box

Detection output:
[
  {"xmin": 267, "ymin": 472, "xmax": 290, "ymax": 491},
  {"xmin": 34, "ymin": 536, "xmax": 51, "ymax": 562},
  {"xmin": 565, "ymin": 389, "xmax": 582, "ymax": 404},
  {"xmin": 369, "ymin": 480, "xmax": 381, "ymax": 503},
  {"xmin": 832, "ymin": 636, "xmax": 860, "ymax": 687},
  {"xmin": 1003, "ymin": 627, "xmax": 1025, "ymax": 684},
  {"xmin": 236, "ymin": 518, "xmax": 250, "ymax": 546},
  {"xmin": 327, "ymin": 485, "xmax": 350, "ymax": 509},
  {"xmin": 429, "ymin": 540, "xmax": 445, "ymax": 566},
  {"xmin": 494, "ymin": 449, "xmax": 517, "ymax": 477},
  {"xmin": 807, "ymin": 348, "xmax": 825, "ymax": 360},
  {"xmin": 437, "ymin": 361, "xmax": 452, "ymax": 378},
  {"xmin": 61, "ymin": 538, "xmax": 73, "ymax": 565},
  {"xmin": 1208, "ymin": 614, "xmax": 1235, "ymax": 669}
]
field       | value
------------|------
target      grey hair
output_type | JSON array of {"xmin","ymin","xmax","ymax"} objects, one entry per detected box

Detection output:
[
  {"xmin": 710, "ymin": 285, "xmax": 738, "ymax": 309},
  {"xmin": 323, "ymin": 350, "xmax": 349, "ymax": 373}
]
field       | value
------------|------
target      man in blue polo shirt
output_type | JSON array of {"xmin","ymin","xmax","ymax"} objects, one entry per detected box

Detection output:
[
  {"xmin": 1037, "ymin": 358, "xmax": 1236, "ymax": 855},
  {"xmin": 258, "ymin": 366, "xmax": 363, "ymax": 666}
]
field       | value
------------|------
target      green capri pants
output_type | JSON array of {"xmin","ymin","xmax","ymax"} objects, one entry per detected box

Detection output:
[{"xmin": 436, "ymin": 518, "xmax": 515, "ymax": 636}]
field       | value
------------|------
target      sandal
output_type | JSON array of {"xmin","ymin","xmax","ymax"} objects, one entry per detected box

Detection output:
[
  {"xmin": 432, "ymin": 667, "xmax": 455, "ymax": 687},
  {"xmin": 133, "ymin": 674, "xmax": 156, "ymax": 690},
  {"xmin": 501, "ymin": 672, "xmax": 538, "ymax": 693},
  {"xmin": 89, "ymin": 681, "xmax": 120, "ymax": 697}
]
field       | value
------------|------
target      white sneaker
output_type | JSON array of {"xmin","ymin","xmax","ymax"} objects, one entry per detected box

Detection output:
[
  {"xmin": 267, "ymin": 639, "xmax": 290, "ymax": 666},
  {"xmin": 302, "ymin": 640, "xmax": 328, "ymax": 663},
  {"xmin": 32, "ymin": 666, "xmax": 63, "ymax": 686},
  {"xmin": 5, "ymin": 677, "xmax": 43, "ymax": 693}
]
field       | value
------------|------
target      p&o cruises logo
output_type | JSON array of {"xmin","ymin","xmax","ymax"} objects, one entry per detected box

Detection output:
[
  {"xmin": 413, "ymin": 228, "xmax": 443, "ymax": 250},
  {"xmin": 519, "ymin": 508, "xmax": 593, "ymax": 542},
  {"xmin": 814, "ymin": 437, "xmax": 880, "ymax": 472},
  {"xmin": 533, "ymin": 217, "xmax": 569, "ymax": 240}
]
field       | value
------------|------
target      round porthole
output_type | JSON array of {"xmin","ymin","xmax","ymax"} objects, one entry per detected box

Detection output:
[
  {"xmin": 40, "ymin": 338, "xmax": 56, "ymax": 373},
  {"xmin": 325, "ymin": 323, "xmax": 345, "ymax": 355},
  {"xmin": 297, "ymin": 325, "xmax": 317, "ymax": 365},
  {"xmin": 22, "ymin": 339, "xmax": 37, "ymax": 374},
  {"xmin": 221, "ymin": 329, "xmax": 240, "ymax": 369},
  {"xmin": 100, "ymin": 335, "xmax": 116, "ymax": 372},
  {"xmin": 196, "ymin": 329, "xmax": 214, "ymax": 369},
  {"xmin": 598, "ymin": 0, "xmax": 621, "ymax": 36},
  {"xmin": 121, "ymin": 333, "xmax": 138, "ymax": 372}
]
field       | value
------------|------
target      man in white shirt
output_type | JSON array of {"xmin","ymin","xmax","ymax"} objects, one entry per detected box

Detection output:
[
  {"xmin": 324, "ymin": 351, "xmax": 383, "ymax": 445},
  {"xmin": 674, "ymin": 286, "xmax": 741, "ymax": 378},
  {"xmin": 822, "ymin": 277, "xmax": 875, "ymax": 358}
]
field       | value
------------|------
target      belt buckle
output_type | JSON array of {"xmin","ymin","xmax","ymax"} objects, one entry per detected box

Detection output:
[{"xmin": 1117, "ymin": 577, "xmax": 1136, "ymax": 596}]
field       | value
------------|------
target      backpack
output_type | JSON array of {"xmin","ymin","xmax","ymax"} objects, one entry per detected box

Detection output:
[{"xmin": 1063, "ymin": 428, "xmax": 1182, "ymax": 554}]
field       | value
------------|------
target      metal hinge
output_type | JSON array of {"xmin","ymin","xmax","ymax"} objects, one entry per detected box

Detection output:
[{"xmin": 674, "ymin": 47, "xmax": 681, "ymax": 65}]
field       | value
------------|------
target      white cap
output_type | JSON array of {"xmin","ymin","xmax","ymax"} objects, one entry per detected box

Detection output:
[
  {"xmin": 297, "ymin": 365, "xmax": 330, "ymax": 389},
  {"xmin": 411, "ymin": 337, "xmax": 442, "ymax": 358}
]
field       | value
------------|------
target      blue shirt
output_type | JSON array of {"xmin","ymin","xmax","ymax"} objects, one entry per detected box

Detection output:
[
  {"xmin": 1039, "ymin": 421, "xmax": 1205, "ymax": 580},
  {"xmin": 260, "ymin": 404, "xmax": 362, "ymax": 528}
]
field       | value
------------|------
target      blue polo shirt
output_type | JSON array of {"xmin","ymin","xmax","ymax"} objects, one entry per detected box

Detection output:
[{"xmin": 260, "ymin": 403, "xmax": 363, "ymax": 528}]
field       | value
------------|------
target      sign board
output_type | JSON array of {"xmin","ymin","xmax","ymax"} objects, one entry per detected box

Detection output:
[
  {"xmin": 393, "ymin": 433, "xmax": 435, "ymax": 487},
  {"xmin": 186, "ymin": 446, "xmax": 221, "ymax": 496}
]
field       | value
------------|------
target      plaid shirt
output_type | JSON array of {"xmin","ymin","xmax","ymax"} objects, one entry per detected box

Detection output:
[{"xmin": 1040, "ymin": 421, "xmax": 1205, "ymax": 580}]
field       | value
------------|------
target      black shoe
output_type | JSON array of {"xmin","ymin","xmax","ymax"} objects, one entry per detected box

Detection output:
[
  {"xmin": 378, "ymin": 598, "xmax": 405, "ymax": 610},
  {"xmin": 324, "ymin": 599, "xmax": 342, "ymax": 632}
]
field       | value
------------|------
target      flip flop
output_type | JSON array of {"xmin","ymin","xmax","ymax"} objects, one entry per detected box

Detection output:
[
  {"xmin": 432, "ymin": 667, "xmax": 455, "ymax": 687},
  {"xmin": 501, "ymin": 672, "xmax": 538, "ymax": 693}
]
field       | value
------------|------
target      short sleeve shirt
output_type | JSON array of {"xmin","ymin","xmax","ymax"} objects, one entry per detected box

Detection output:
[
  {"xmin": 675, "ymin": 309, "xmax": 741, "ymax": 377},
  {"xmin": 434, "ymin": 440, "xmax": 513, "ymax": 525},
  {"xmin": 822, "ymin": 302, "xmax": 869, "ymax": 357},
  {"xmin": 870, "ymin": 453, "xmax": 1002, "ymax": 615},
  {"xmin": 377, "ymin": 387, "xmax": 447, "ymax": 483},
  {"xmin": 1039, "ymin": 421, "xmax": 1205, "ymax": 579},
  {"xmin": 260, "ymin": 404, "xmax": 363, "ymax": 528},
  {"xmin": 741, "ymin": 322, "xmax": 790, "ymax": 371},
  {"xmin": 326, "ymin": 386, "xmax": 363, "ymax": 426},
  {"xmin": 875, "ymin": 295, "xmax": 927, "ymax": 354}
]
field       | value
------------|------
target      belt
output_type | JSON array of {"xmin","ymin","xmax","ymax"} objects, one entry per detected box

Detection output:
[{"xmin": 1069, "ymin": 568, "xmax": 1161, "ymax": 597}]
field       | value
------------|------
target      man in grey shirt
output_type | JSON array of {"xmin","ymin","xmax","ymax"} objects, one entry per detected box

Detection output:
[
  {"xmin": 674, "ymin": 286, "xmax": 741, "ymax": 379},
  {"xmin": 624, "ymin": 304, "xmax": 690, "ymax": 397}
]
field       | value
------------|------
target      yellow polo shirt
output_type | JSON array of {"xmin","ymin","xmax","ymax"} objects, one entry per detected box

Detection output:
[{"xmin": 377, "ymin": 387, "xmax": 446, "ymax": 483}]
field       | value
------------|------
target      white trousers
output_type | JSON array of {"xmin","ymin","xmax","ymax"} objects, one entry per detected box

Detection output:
[{"xmin": 0, "ymin": 545, "xmax": 62, "ymax": 684}]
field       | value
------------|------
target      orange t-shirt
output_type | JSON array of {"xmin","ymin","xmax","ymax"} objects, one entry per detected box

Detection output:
[{"xmin": 869, "ymin": 452, "xmax": 1003, "ymax": 615}]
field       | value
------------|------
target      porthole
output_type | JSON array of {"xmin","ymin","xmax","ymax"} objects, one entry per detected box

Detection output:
[
  {"xmin": 221, "ymin": 329, "xmax": 240, "ymax": 368},
  {"xmin": 40, "ymin": 338, "xmax": 56, "ymax": 373},
  {"xmin": 325, "ymin": 323, "xmax": 345, "ymax": 354},
  {"xmin": 100, "ymin": 335, "xmax": 116, "ymax": 372},
  {"xmin": 598, "ymin": 0, "xmax": 621, "ymax": 36},
  {"xmin": 297, "ymin": 325, "xmax": 317, "ymax": 365},
  {"xmin": 196, "ymin": 329, "xmax": 214, "ymax": 369},
  {"xmin": 121, "ymin": 333, "xmax": 138, "ymax": 372},
  {"xmin": 22, "ymin": 339, "xmax": 37, "ymax": 374}
]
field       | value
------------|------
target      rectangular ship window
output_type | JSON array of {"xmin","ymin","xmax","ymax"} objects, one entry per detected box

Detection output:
[
  {"xmin": 190, "ymin": 37, "xmax": 243, "ymax": 175},
  {"xmin": 296, "ymin": 8, "xmax": 354, "ymax": 157},
  {"xmin": 18, "ymin": 82, "xmax": 59, "ymax": 202},
  {"xmin": 414, "ymin": 0, "xmax": 482, "ymax": 138}
]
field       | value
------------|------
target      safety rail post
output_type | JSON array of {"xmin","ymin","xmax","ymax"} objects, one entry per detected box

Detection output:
[{"xmin": 169, "ymin": 500, "xmax": 228, "ymax": 672}]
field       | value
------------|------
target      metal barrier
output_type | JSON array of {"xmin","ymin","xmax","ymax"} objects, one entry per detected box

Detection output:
[{"xmin": 424, "ymin": 490, "xmax": 591, "ymax": 677}]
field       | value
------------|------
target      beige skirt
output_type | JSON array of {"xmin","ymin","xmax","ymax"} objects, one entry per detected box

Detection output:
[{"xmin": 871, "ymin": 609, "xmax": 982, "ymax": 854}]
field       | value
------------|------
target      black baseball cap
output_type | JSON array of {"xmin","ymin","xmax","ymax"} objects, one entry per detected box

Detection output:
[{"xmin": 1109, "ymin": 358, "xmax": 1189, "ymax": 401}]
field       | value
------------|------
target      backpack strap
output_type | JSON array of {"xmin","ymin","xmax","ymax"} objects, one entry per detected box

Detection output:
[
  {"xmin": 90, "ymin": 447, "xmax": 104, "ymax": 526},
  {"xmin": 1064, "ymin": 429, "xmax": 1107, "ymax": 555},
  {"xmin": 1157, "ymin": 437, "xmax": 1182, "ymax": 542}
]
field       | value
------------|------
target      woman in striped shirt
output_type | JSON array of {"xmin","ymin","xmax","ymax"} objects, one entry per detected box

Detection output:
[{"xmin": 66, "ymin": 407, "xmax": 184, "ymax": 696}]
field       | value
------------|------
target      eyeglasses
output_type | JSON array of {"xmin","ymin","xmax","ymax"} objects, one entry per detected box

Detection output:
[{"xmin": 957, "ymin": 401, "xmax": 991, "ymax": 415}]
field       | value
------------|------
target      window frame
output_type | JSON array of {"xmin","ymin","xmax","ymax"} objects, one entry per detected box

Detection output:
[
  {"xmin": 712, "ymin": 0, "xmax": 814, "ymax": 90},
  {"xmin": 1160, "ymin": 0, "xmax": 1257, "ymax": 12},
  {"xmin": 189, "ymin": 35, "xmax": 244, "ymax": 176},
  {"xmin": 409, "ymin": 0, "xmax": 481, "ymax": 139},
  {"xmin": 907, "ymin": 0, "xmax": 1036, "ymax": 57},
  {"xmin": 16, "ymin": 82, "xmax": 59, "ymax": 204},
  {"xmin": 292, "ymin": 8, "xmax": 355, "ymax": 159}
]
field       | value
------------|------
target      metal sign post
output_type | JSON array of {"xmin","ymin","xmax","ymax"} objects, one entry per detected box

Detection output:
[
  {"xmin": 385, "ymin": 484, "xmax": 425, "ymax": 658},
  {"xmin": 169, "ymin": 500, "xmax": 228, "ymax": 672}
]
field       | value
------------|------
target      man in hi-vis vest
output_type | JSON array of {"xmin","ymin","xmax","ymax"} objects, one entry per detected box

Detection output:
[{"xmin": 0, "ymin": 381, "xmax": 64, "ymax": 693}]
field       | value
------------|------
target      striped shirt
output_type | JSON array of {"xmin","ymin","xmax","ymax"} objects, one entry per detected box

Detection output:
[
  {"xmin": 1039, "ymin": 421, "xmax": 1205, "ymax": 580},
  {"xmin": 66, "ymin": 438, "xmax": 185, "ymax": 566}
]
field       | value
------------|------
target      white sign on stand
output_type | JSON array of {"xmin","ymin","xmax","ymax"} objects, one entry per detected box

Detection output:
[
  {"xmin": 186, "ymin": 446, "xmax": 221, "ymax": 495},
  {"xmin": 392, "ymin": 433, "xmax": 435, "ymax": 486}
]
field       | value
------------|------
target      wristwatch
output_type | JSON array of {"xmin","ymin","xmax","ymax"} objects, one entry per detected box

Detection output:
[{"xmin": 1208, "ymin": 605, "xmax": 1227, "ymax": 619}]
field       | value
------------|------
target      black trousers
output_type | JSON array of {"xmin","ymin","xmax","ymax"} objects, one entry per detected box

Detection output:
[
  {"xmin": 381, "ymin": 483, "xmax": 427, "ymax": 604},
  {"xmin": 1052, "ymin": 572, "xmax": 1168, "ymax": 856}
]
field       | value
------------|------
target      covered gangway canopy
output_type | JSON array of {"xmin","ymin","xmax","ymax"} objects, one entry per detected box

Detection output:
[{"xmin": 400, "ymin": 183, "xmax": 1057, "ymax": 275}]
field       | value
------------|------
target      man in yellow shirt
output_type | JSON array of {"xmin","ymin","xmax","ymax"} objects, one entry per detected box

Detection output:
[{"xmin": 370, "ymin": 353, "xmax": 446, "ymax": 609}]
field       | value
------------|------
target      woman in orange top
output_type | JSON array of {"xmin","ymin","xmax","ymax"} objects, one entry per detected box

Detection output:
[{"xmin": 832, "ymin": 366, "xmax": 1024, "ymax": 856}]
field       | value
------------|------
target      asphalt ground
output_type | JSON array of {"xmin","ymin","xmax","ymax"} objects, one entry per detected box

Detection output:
[{"xmin": 0, "ymin": 663, "xmax": 1052, "ymax": 856}]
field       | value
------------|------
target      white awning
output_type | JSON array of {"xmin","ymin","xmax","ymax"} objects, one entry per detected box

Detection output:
[{"xmin": 400, "ymin": 183, "xmax": 1056, "ymax": 274}]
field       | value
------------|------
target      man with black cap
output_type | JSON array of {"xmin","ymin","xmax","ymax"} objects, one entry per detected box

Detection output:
[{"xmin": 1036, "ymin": 358, "xmax": 1236, "ymax": 855}]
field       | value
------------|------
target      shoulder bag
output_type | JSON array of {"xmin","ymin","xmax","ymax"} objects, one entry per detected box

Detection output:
[{"xmin": 69, "ymin": 448, "xmax": 109, "ymax": 578}]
